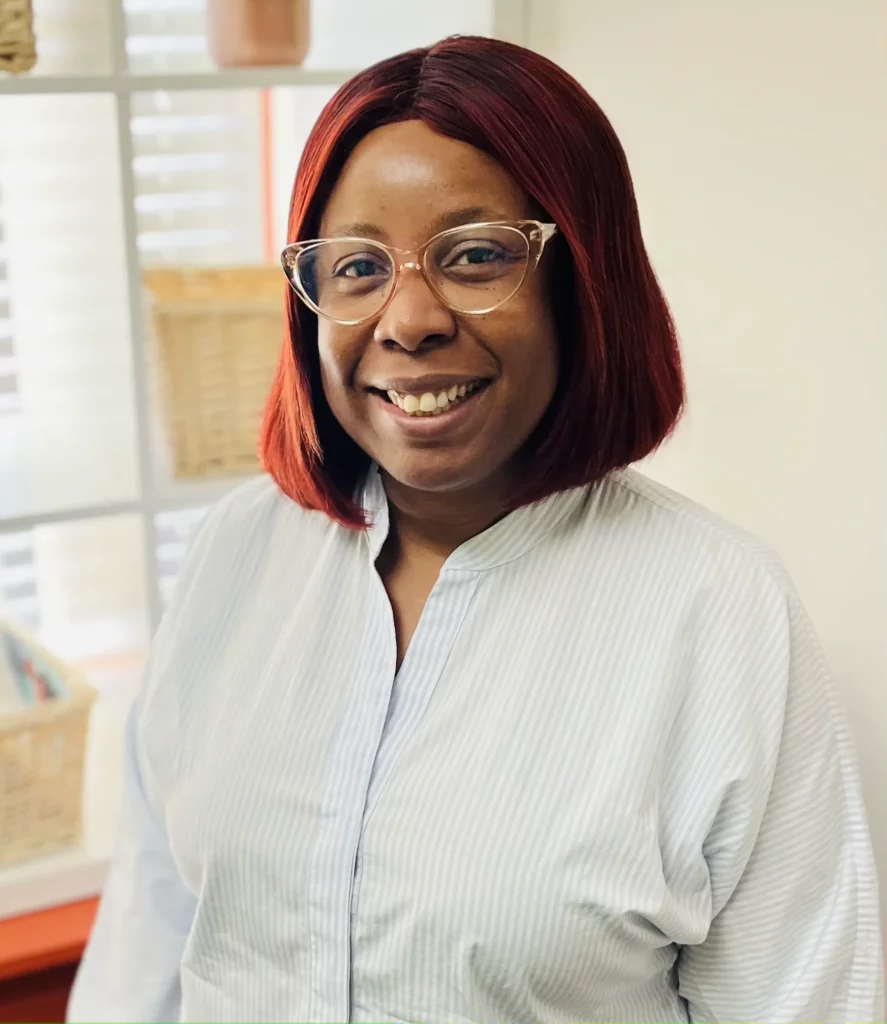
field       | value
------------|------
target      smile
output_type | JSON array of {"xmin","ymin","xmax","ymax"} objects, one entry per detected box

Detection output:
[
  {"xmin": 385, "ymin": 380, "xmax": 487, "ymax": 416},
  {"xmin": 367, "ymin": 375, "xmax": 494, "ymax": 437}
]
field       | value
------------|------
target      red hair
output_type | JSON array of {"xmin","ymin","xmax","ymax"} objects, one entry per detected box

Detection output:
[{"xmin": 260, "ymin": 35, "xmax": 684, "ymax": 529}]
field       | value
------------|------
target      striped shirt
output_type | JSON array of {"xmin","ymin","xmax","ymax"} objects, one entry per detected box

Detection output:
[{"xmin": 68, "ymin": 465, "xmax": 883, "ymax": 1023}]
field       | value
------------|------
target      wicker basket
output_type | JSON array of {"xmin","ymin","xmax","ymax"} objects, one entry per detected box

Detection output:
[
  {"xmin": 144, "ymin": 267, "xmax": 285, "ymax": 480},
  {"xmin": 0, "ymin": 624, "xmax": 97, "ymax": 869},
  {"xmin": 0, "ymin": 0, "xmax": 37, "ymax": 74}
]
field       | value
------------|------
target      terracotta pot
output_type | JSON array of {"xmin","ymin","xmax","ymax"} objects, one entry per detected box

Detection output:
[{"xmin": 207, "ymin": 0, "xmax": 310, "ymax": 69}]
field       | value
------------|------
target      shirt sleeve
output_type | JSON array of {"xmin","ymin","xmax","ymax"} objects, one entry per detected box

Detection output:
[
  {"xmin": 66, "ymin": 696, "xmax": 196, "ymax": 1023},
  {"xmin": 678, "ymin": 585, "xmax": 884, "ymax": 1022},
  {"xmin": 66, "ymin": 493, "xmax": 242, "ymax": 1022}
]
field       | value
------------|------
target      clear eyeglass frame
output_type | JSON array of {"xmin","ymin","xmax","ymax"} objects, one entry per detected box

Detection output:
[{"xmin": 280, "ymin": 219, "xmax": 559, "ymax": 326}]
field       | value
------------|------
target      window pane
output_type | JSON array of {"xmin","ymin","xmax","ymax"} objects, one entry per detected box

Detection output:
[
  {"xmin": 132, "ymin": 87, "xmax": 264, "ymax": 490},
  {"xmin": 0, "ymin": 514, "xmax": 149, "ymax": 842},
  {"xmin": 269, "ymin": 85, "xmax": 337, "ymax": 251},
  {"xmin": 132, "ymin": 89, "xmax": 265, "ymax": 266},
  {"xmin": 124, "ymin": 0, "xmax": 213, "ymax": 75},
  {"xmin": 0, "ymin": 514, "xmax": 149, "ymax": 697},
  {"xmin": 131, "ymin": 83, "xmax": 335, "ymax": 265},
  {"xmin": 132, "ymin": 85, "xmax": 333, "ymax": 493},
  {"xmin": 123, "ymin": 0, "xmax": 496, "ymax": 76},
  {"xmin": 0, "ymin": 94, "xmax": 140, "ymax": 521},
  {"xmin": 303, "ymin": 0, "xmax": 495, "ymax": 69},
  {"xmin": 30, "ymin": 0, "xmax": 113, "ymax": 77}
]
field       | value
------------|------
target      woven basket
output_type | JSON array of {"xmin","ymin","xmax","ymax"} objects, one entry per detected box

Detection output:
[
  {"xmin": 0, "ymin": 624, "xmax": 97, "ymax": 869},
  {"xmin": 0, "ymin": 0, "xmax": 36, "ymax": 74},
  {"xmin": 144, "ymin": 267, "xmax": 285, "ymax": 480}
]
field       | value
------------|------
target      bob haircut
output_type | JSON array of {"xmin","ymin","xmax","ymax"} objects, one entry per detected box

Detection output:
[{"xmin": 260, "ymin": 34, "xmax": 684, "ymax": 530}]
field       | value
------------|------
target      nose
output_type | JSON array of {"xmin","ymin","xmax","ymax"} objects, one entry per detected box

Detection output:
[{"xmin": 372, "ymin": 264, "xmax": 456, "ymax": 352}]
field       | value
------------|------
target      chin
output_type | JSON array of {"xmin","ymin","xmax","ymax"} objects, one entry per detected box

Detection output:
[{"xmin": 377, "ymin": 450, "xmax": 503, "ymax": 495}]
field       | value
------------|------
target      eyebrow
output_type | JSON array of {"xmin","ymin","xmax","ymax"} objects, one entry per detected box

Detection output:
[{"xmin": 327, "ymin": 206, "xmax": 512, "ymax": 241}]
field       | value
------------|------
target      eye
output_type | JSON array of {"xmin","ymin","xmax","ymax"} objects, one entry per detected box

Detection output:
[
  {"xmin": 333, "ymin": 253, "xmax": 387, "ymax": 279},
  {"xmin": 446, "ymin": 243, "xmax": 508, "ymax": 267}
]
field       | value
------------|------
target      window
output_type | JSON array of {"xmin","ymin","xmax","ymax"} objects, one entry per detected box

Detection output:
[
  {"xmin": 0, "ymin": 0, "xmax": 523, "ymax": 701},
  {"xmin": 0, "ymin": 92, "xmax": 139, "ymax": 523}
]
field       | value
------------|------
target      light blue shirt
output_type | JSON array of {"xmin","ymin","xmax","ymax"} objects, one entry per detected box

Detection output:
[{"xmin": 68, "ymin": 466, "xmax": 883, "ymax": 1022}]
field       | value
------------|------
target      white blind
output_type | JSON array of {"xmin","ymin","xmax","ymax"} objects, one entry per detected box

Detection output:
[
  {"xmin": 133, "ymin": 88, "xmax": 264, "ymax": 266},
  {"xmin": 304, "ymin": 0, "xmax": 494, "ymax": 68},
  {"xmin": 122, "ymin": 0, "xmax": 496, "ymax": 75},
  {"xmin": 124, "ymin": 0, "xmax": 211, "ymax": 74},
  {"xmin": 0, "ymin": 93, "xmax": 139, "ymax": 522},
  {"xmin": 0, "ymin": 3, "xmax": 130, "ymax": 685},
  {"xmin": 31, "ymin": 0, "xmax": 113, "ymax": 75},
  {"xmin": 0, "ymin": 196, "xmax": 18, "ymax": 417},
  {"xmin": 0, "ymin": 532, "xmax": 37, "ymax": 628}
]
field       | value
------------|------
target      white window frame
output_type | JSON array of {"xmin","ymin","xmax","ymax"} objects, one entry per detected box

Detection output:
[{"xmin": 0, "ymin": 0, "xmax": 529, "ymax": 634}]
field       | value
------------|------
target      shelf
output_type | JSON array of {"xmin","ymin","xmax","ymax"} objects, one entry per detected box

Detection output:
[{"xmin": 0, "ymin": 66, "xmax": 354, "ymax": 96}]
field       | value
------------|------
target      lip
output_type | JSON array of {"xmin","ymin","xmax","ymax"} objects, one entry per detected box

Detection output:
[
  {"xmin": 371, "ymin": 380, "xmax": 493, "ymax": 439},
  {"xmin": 366, "ymin": 372, "xmax": 492, "ymax": 396}
]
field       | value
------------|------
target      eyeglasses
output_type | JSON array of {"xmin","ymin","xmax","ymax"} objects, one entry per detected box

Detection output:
[{"xmin": 280, "ymin": 219, "xmax": 558, "ymax": 326}]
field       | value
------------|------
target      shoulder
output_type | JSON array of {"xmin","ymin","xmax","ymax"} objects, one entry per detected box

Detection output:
[
  {"xmin": 593, "ymin": 466, "xmax": 793, "ymax": 597},
  {"xmin": 577, "ymin": 468, "xmax": 813, "ymax": 695},
  {"xmin": 593, "ymin": 467, "xmax": 837, "ymax": 718},
  {"xmin": 138, "ymin": 476, "xmax": 360, "ymax": 785},
  {"xmin": 174, "ymin": 473, "xmax": 353, "ymax": 598},
  {"xmin": 192, "ymin": 472, "xmax": 337, "ymax": 551},
  {"xmin": 148, "ymin": 475, "xmax": 357, "ymax": 692}
]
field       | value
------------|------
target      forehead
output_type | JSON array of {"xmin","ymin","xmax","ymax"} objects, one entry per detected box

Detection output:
[{"xmin": 319, "ymin": 120, "xmax": 530, "ymax": 242}]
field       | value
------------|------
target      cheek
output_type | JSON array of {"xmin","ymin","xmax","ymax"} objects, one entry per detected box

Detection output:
[
  {"xmin": 504, "ymin": 293, "xmax": 560, "ymax": 393},
  {"xmin": 530, "ymin": 280, "xmax": 560, "ymax": 376},
  {"xmin": 316, "ymin": 328, "xmax": 361, "ymax": 405},
  {"xmin": 519, "ymin": 334, "xmax": 559, "ymax": 420},
  {"xmin": 316, "ymin": 324, "xmax": 340, "ymax": 378}
]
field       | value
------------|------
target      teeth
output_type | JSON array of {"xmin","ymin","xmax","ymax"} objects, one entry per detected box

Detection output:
[{"xmin": 384, "ymin": 381, "xmax": 486, "ymax": 417}]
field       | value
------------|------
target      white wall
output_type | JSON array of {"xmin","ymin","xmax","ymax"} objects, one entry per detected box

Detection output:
[{"xmin": 529, "ymin": 0, "xmax": 887, "ymax": 921}]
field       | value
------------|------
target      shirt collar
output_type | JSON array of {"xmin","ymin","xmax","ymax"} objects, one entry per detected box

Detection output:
[
  {"xmin": 362, "ymin": 465, "xmax": 391, "ymax": 563},
  {"xmin": 360, "ymin": 464, "xmax": 592, "ymax": 572}
]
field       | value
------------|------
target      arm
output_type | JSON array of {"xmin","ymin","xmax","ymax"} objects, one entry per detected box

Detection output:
[
  {"xmin": 66, "ymin": 698, "xmax": 196, "ymax": 1023},
  {"xmin": 67, "ymin": 484, "xmax": 271, "ymax": 1021},
  {"xmin": 678, "ymin": 589, "xmax": 883, "ymax": 1022}
]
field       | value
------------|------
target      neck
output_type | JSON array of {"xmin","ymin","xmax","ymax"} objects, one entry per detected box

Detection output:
[{"xmin": 380, "ymin": 470, "xmax": 514, "ymax": 560}]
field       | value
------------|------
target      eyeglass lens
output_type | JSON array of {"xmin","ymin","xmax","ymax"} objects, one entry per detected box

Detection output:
[{"xmin": 292, "ymin": 224, "xmax": 531, "ymax": 321}]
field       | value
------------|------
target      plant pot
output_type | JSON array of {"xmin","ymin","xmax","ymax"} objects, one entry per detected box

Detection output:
[{"xmin": 207, "ymin": 0, "xmax": 310, "ymax": 69}]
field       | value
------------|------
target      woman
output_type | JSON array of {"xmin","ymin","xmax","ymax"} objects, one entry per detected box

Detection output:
[{"xmin": 69, "ymin": 35, "xmax": 882, "ymax": 1024}]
